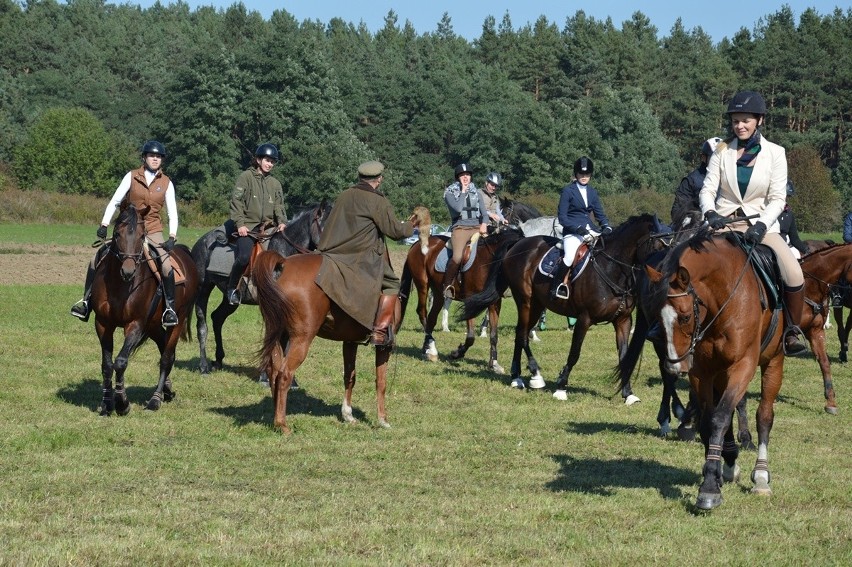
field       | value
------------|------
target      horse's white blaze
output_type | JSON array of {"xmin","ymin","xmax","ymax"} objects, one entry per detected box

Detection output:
[{"xmin": 660, "ymin": 304, "xmax": 684, "ymax": 374}]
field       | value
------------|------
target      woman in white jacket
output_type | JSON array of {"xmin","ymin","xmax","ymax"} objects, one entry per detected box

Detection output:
[{"xmin": 699, "ymin": 90, "xmax": 806, "ymax": 355}]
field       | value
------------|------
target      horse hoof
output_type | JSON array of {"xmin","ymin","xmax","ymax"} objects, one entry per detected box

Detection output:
[
  {"xmin": 491, "ymin": 362, "xmax": 505, "ymax": 374},
  {"xmin": 145, "ymin": 397, "xmax": 162, "ymax": 411},
  {"xmin": 751, "ymin": 485, "xmax": 772, "ymax": 496},
  {"xmin": 163, "ymin": 390, "xmax": 176, "ymax": 402},
  {"xmin": 624, "ymin": 394, "xmax": 641, "ymax": 406},
  {"xmin": 552, "ymin": 389, "xmax": 568, "ymax": 401},
  {"xmin": 722, "ymin": 463, "xmax": 741, "ymax": 483},
  {"xmin": 99, "ymin": 407, "xmax": 113, "ymax": 417},
  {"xmin": 676, "ymin": 426, "xmax": 697, "ymax": 442},
  {"xmin": 659, "ymin": 423, "xmax": 671, "ymax": 437},
  {"xmin": 424, "ymin": 352, "xmax": 438, "ymax": 362},
  {"xmin": 695, "ymin": 492, "xmax": 723, "ymax": 510},
  {"xmin": 510, "ymin": 378, "xmax": 526, "ymax": 389},
  {"xmin": 116, "ymin": 404, "xmax": 131, "ymax": 416},
  {"xmin": 378, "ymin": 419, "xmax": 391, "ymax": 429},
  {"xmin": 528, "ymin": 376, "xmax": 546, "ymax": 389},
  {"xmin": 825, "ymin": 405, "xmax": 838, "ymax": 415}
]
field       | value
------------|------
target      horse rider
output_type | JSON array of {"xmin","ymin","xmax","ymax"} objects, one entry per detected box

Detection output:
[
  {"xmin": 778, "ymin": 181, "xmax": 809, "ymax": 259},
  {"xmin": 701, "ymin": 90, "xmax": 807, "ymax": 355},
  {"xmin": 550, "ymin": 156, "xmax": 613, "ymax": 300},
  {"xmin": 671, "ymin": 137, "xmax": 722, "ymax": 229},
  {"xmin": 314, "ymin": 160, "xmax": 419, "ymax": 347},
  {"xmin": 442, "ymin": 163, "xmax": 488, "ymax": 299},
  {"xmin": 71, "ymin": 140, "xmax": 180, "ymax": 327},
  {"xmin": 226, "ymin": 143, "xmax": 288, "ymax": 306},
  {"xmin": 480, "ymin": 171, "xmax": 508, "ymax": 228}
]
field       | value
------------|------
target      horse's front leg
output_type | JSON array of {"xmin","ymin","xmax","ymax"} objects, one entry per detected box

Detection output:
[
  {"xmin": 113, "ymin": 324, "xmax": 147, "ymax": 416},
  {"xmin": 449, "ymin": 316, "xmax": 476, "ymax": 360},
  {"xmin": 341, "ymin": 341, "xmax": 359, "ymax": 425},
  {"xmin": 614, "ymin": 315, "xmax": 640, "ymax": 405},
  {"xmin": 421, "ymin": 289, "xmax": 443, "ymax": 362},
  {"xmin": 553, "ymin": 315, "xmax": 590, "ymax": 400},
  {"xmin": 807, "ymin": 327, "xmax": 838, "ymax": 414},
  {"xmin": 210, "ymin": 295, "xmax": 239, "ymax": 370},
  {"xmin": 374, "ymin": 345, "xmax": 392, "ymax": 428},
  {"xmin": 97, "ymin": 323, "xmax": 116, "ymax": 416}
]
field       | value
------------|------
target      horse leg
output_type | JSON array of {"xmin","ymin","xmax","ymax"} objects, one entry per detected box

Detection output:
[
  {"xmin": 441, "ymin": 301, "xmax": 451, "ymax": 332},
  {"xmin": 146, "ymin": 330, "xmax": 179, "ymax": 411},
  {"xmin": 653, "ymin": 339, "xmax": 675, "ymax": 436},
  {"xmin": 112, "ymin": 325, "xmax": 146, "ymax": 416},
  {"xmin": 210, "ymin": 295, "xmax": 239, "ymax": 371},
  {"xmin": 341, "ymin": 342, "xmax": 359, "ymax": 425},
  {"xmin": 735, "ymin": 394, "xmax": 755, "ymax": 450},
  {"xmin": 421, "ymin": 290, "xmax": 443, "ymax": 362},
  {"xmin": 511, "ymin": 299, "xmax": 543, "ymax": 389},
  {"xmin": 269, "ymin": 337, "xmax": 308, "ymax": 434},
  {"xmin": 449, "ymin": 316, "xmax": 476, "ymax": 360},
  {"xmin": 807, "ymin": 327, "xmax": 838, "ymax": 414},
  {"xmin": 614, "ymin": 317, "xmax": 641, "ymax": 405},
  {"xmin": 751, "ymin": 354, "xmax": 784, "ymax": 495},
  {"xmin": 487, "ymin": 303, "xmax": 504, "ymax": 374},
  {"xmin": 194, "ymin": 282, "xmax": 214, "ymax": 375},
  {"xmin": 835, "ymin": 306, "xmax": 850, "ymax": 363},
  {"xmin": 374, "ymin": 345, "xmax": 392, "ymax": 428},
  {"xmin": 553, "ymin": 316, "xmax": 590, "ymax": 400},
  {"xmin": 97, "ymin": 324, "xmax": 116, "ymax": 416}
]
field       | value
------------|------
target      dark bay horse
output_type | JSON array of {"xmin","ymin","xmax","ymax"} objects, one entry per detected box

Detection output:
[
  {"xmin": 253, "ymin": 207, "xmax": 429, "ymax": 433},
  {"xmin": 190, "ymin": 202, "xmax": 331, "ymax": 374},
  {"xmin": 462, "ymin": 214, "xmax": 662, "ymax": 400},
  {"xmin": 91, "ymin": 204, "xmax": 199, "ymax": 415},
  {"xmin": 399, "ymin": 226, "xmax": 525, "ymax": 371},
  {"xmin": 620, "ymin": 229, "xmax": 786, "ymax": 510},
  {"xmin": 501, "ymin": 197, "xmax": 542, "ymax": 225}
]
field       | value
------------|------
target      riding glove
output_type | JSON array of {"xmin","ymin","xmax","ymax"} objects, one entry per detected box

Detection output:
[
  {"xmin": 163, "ymin": 237, "xmax": 176, "ymax": 252},
  {"xmin": 574, "ymin": 226, "xmax": 589, "ymax": 236},
  {"xmin": 743, "ymin": 221, "xmax": 767, "ymax": 245},
  {"xmin": 704, "ymin": 211, "xmax": 727, "ymax": 230},
  {"xmin": 601, "ymin": 225, "xmax": 613, "ymax": 236},
  {"xmin": 96, "ymin": 225, "xmax": 108, "ymax": 239}
]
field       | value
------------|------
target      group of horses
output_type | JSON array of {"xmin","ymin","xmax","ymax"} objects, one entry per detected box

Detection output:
[{"xmin": 85, "ymin": 197, "xmax": 851, "ymax": 510}]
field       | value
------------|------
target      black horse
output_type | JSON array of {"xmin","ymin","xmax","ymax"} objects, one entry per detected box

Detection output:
[
  {"xmin": 190, "ymin": 202, "xmax": 332, "ymax": 374},
  {"xmin": 501, "ymin": 197, "xmax": 542, "ymax": 225}
]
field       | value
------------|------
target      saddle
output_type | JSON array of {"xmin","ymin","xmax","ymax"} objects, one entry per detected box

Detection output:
[
  {"xmin": 435, "ymin": 234, "xmax": 479, "ymax": 273},
  {"xmin": 538, "ymin": 242, "xmax": 591, "ymax": 280},
  {"xmin": 142, "ymin": 240, "xmax": 186, "ymax": 284}
]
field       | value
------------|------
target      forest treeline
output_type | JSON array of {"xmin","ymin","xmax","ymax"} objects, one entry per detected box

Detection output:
[{"xmin": 1, "ymin": 0, "xmax": 851, "ymax": 230}]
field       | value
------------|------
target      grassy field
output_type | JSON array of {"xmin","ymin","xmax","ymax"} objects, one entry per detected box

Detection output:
[{"xmin": 0, "ymin": 225, "xmax": 850, "ymax": 564}]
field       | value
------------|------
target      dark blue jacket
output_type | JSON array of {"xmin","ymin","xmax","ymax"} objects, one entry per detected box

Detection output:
[
  {"xmin": 844, "ymin": 211, "xmax": 852, "ymax": 244},
  {"xmin": 557, "ymin": 181, "xmax": 610, "ymax": 236}
]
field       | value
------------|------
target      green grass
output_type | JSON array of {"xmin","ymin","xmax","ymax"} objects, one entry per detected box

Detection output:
[{"xmin": 1, "ymin": 278, "xmax": 850, "ymax": 564}]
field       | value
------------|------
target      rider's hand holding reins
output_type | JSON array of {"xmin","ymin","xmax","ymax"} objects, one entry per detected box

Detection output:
[
  {"xmin": 163, "ymin": 237, "xmax": 176, "ymax": 252},
  {"xmin": 237, "ymin": 226, "xmax": 249, "ymax": 237},
  {"xmin": 96, "ymin": 225, "xmax": 108, "ymax": 240},
  {"xmin": 704, "ymin": 211, "xmax": 727, "ymax": 230},
  {"xmin": 601, "ymin": 225, "xmax": 613, "ymax": 235},
  {"xmin": 743, "ymin": 221, "xmax": 767, "ymax": 244}
]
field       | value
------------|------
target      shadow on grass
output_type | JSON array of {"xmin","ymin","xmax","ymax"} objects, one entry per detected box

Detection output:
[
  {"xmin": 57, "ymin": 378, "xmax": 173, "ymax": 413},
  {"xmin": 209, "ymin": 388, "xmax": 353, "ymax": 427},
  {"xmin": 546, "ymin": 454, "xmax": 696, "ymax": 500}
]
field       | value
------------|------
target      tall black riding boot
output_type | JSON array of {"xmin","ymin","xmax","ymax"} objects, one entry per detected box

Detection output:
[
  {"xmin": 226, "ymin": 264, "xmax": 245, "ymax": 306},
  {"xmin": 70, "ymin": 264, "xmax": 97, "ymax": 321},
  {"xmin": 161, "ymin": 272, "xmax": 179, "ymax": 327},
  {"xmin": 783, "ymin": 284, "xmax": 807, "ymax": 355},
  {"xmin": 549, "ymin": 261, "xmax": 571, "ymax": 301},
  {"xmin": 370, "ymin": 294, "xmax": 401, "ymax": 347},
  {"xmin": 442, "ymin": 259, "xmax": 461, "ymax": 299}
]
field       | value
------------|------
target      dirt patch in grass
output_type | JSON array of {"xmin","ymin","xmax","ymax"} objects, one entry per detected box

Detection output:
[{"xmin": 0, "ymin": 243, "xmax": 92, "ymax": 285}]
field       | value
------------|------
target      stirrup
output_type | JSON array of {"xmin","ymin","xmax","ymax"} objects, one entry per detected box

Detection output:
[
  {"xmin": 443, "ymin": 285, "xmax": 456, "ymax": 300},
  {"xmin": 227, "ymin": 289, "xmax": 241, "ymax": 306},
  {"xmin": 70, "ymin": 299, "xmax": 90, "ymax": 321},
  {"xmin": 554, "ymin": 283, "xmax": 570, "ymax": 300},
  {"xmin": 161, "ymin": 308, "xmax": 178, "ymax": 328},
  {"xmin": 783, "ymin": 329, "xmax": 807, "ymax": 356}
]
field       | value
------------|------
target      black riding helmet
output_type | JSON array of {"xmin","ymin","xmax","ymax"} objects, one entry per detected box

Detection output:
[
  {"xmin": 454, "ymin": 163, "xmax": 473, "ymax": 179},
  {"xmin": 141, "ymin": 140, "xmax": 167, "ymax": 157},
  {"xmin": 574, "ymin": 156, "xmax": 593, "ymax": 176},
  {"xmin": 726, "ymin": 91, "xmax": 767, "ymax": 115},
  {"xmin": 255, "ymin": 143, "xmax": 280, "ymax": 161}
]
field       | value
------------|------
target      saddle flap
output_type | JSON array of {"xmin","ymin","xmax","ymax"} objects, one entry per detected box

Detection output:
[{"xmin": 142, "ymin": 240, "xmax": 186, "ymax": 284}]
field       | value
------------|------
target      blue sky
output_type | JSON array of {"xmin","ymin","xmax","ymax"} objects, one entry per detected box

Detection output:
[{"xmin": 129, "ymin": 1, "xmax": 847, "ymax": 42}]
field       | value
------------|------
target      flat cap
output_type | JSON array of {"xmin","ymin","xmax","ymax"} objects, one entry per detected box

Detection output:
[{"xmin": 358, "ymin": 160, "xmax": 385, "ymax": 178}]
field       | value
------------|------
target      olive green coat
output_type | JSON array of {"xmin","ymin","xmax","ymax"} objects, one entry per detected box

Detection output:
[
  {"xmin": 315, "ymin": 182, "xmax": 414, "ymax": 329},
  {"xmin": 229, "ymin": 168, "xmax": 287, "ymax": 229}
]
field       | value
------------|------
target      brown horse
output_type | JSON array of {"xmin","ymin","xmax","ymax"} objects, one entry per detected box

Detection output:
[
  {"xmin": 254, "ymin": 208, "xmax": 430, "ymax": 434},
  {"xmin": 461, "ymin": 214, "xmax": 663, "ymax": 400},
  {"xmin": 398, "ymin": 226, "xmax": 525, "ymax": 371},
  {"xmin": 621, "ymin": 229, "xmax": 786, "ymax": 510},
  {"xmin": 91, "ymin": 204, "xmax": 199, "ymax": 415}
]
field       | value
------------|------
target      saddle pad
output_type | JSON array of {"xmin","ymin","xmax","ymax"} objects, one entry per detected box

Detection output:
[
  {"xmin": 537, "ymin": 246, "xmax": 590, "ymax": 280},
  {"xmin": 434, "ymin": 243, "xmax": 477, "ymax": 273},
  {"xmin": 207, "ymin": 243, "xmax": 236, "ymax": 276}
]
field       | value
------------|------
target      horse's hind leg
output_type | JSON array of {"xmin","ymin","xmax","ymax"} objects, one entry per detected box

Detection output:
[
  {"xmin": 836, "ymin": 307, "xmax": 850, "ymax": 363},
  {"xmin": 751, "ymin": 356, "xmax": 784, "ymax": 496},
  {"xmin": 374, "ymin": 345, "xmax": 392, "ymax": 428},
  {"xmin": 341, "ymin": 342, "xmax": 360, "ymax": 425},
  {"xmin": 449, "ymin": 316, "xmax": 477, "ymax": 360},
  {"xmin": 147, "ymin": 331, "xmax": 178, "ymax": 411},
  {"xmin": 211, "ymin": 297, "xmax": 239, "ymax": 370},
  {"xmin": 194, "ymin": 282, "xmax": 214, "ymax": 374},
  {"xmin": 487, "ymin": 303, "xmax": 504, "ymax": 374},
  {"xmin": 735, "ymin": 394, "xmax": 755, "ymax": 450}
]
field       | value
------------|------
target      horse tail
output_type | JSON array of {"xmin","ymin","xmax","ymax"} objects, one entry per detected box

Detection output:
[
  {"xmin": 457, "ymin": 234, "xmax": 516, "ymax": 321},
  {"xmin": 611, "ymin": 306, "xmax": 649, "ymax": 395},
  {"xmin": 254, "ymin": 250, "xmax": 294, "ymax": 371}
]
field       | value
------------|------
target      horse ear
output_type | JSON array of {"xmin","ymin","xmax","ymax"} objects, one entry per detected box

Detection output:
[
  {"xmin": 675, "ymin": 266, "xmax": 691, "ymax": 288},
  {"xmin": 646, "ymin": 264, "xmax": 663, "ymax": 283}
]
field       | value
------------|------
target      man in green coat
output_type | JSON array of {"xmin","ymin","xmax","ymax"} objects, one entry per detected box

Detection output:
[{"xmin": 315, "ymin": 161, "xmax": 416, "ymax": 347}]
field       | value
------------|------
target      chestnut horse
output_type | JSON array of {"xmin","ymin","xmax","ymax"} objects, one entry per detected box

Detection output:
[
  {"xmin": 620, "ymin": 229, "xmax": 786, "ymax": 510},
  {"xmin": 398, "ymin": 226, "xmax": 525, "ymax": 371},
  {"xmin": 91, "ymin": 204, "xmax": 199, "ymax": 415},
  {"xmin": 461, "ymin": 214, "xmax": 663, "ymax": 401}
]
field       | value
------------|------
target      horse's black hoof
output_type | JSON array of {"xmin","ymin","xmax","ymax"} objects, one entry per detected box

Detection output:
[
  {"xmin": 163, "ymin": 390, "xmax": 176, "ymax": 402},
  {"xmin": 116, "ymin": 404, "xmax": 131, "ymax": 416},
  {"xmin": 695, "ymin": 492, "xmax": 722, "ymax": 510},
  {"xmin": 677, "ymin": 426, "xmax": 697, "ymax": 442},
  {"xmin": 145, "ymin": 394, "xmax": 162, "ymax": 411},
  {"xmin": 99, "ymin": 407, "xmax": 113, "ymax": 417}
]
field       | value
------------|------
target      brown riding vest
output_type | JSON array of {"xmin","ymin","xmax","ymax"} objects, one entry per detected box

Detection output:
[{"xmin": 125, "ymin": 166, "xmax": 171, "ymax": 235}]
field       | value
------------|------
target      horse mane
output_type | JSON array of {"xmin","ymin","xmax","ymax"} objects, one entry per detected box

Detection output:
[
  {"xmin": 645, "ymin": 225, "xmax": 716, "ymax": 317},
  {"xmin": 114, "ymin": 203, "xmax": 137, "ymax": 232},
  {"xmin": 502, "ymin": 198, "xmax": 542, "ymax": 222}
]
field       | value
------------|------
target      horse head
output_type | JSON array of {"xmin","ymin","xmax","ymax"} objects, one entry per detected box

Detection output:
[
  {"xmin": 310, "ymin": 200, "xmax": 333, "ymax": 248},
  {"xmin": 113, "ymin": 204, "xmax": 146, "ymax": 281}
]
